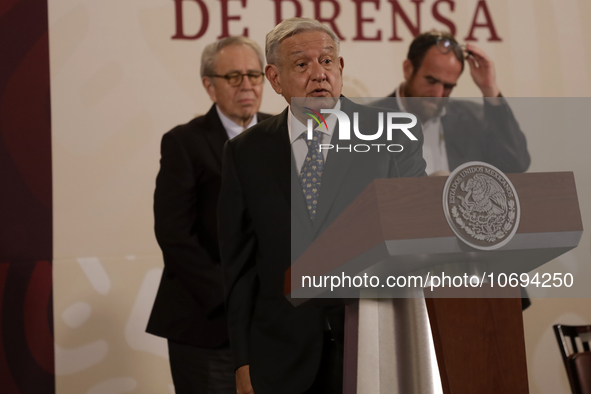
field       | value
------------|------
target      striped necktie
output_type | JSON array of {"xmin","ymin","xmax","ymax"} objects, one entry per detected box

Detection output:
[{"xmin": 299, "ymin": 130, "xmax": 324, "ymax": 220}]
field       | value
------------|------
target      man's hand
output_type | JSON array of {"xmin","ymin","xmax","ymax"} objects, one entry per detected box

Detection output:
[
  {"xmin": 465, "ymin": 43, "xmax": 501, "ymax": 102},
  {"xmin": 236, "ymin": 365, "xmax": 254, "ymax": 394}
]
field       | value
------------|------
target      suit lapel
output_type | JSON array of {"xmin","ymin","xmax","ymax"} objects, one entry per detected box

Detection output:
[
  {"xmin": 201, "ymin": 105, "xmax": 228, "ymax": 166},
  {"xmin": 259, "ymin": 108, "xmax": 291, "ymax": 206},
  {"xmin": 203, "ymin": 105, "xmax": 272, "ymax": 167},
  {"xmin": 277, "ymin": 111, "xmax": 292, "ymax": 205},
  {"xmin": 441, "ymin": 110, "xmax": 467, "ymax": 170},
  {"xmin": 279, "ymin": 107, "xmax": 312, "ymax": 234}
]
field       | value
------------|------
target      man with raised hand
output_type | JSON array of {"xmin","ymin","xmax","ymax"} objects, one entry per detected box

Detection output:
[
  {"xmin": 377, "ymin": 31, "xmax": 530, "ymax": 177},
  {"xmin": 376, "ymin": 31, "xmax": 531, "ymax": 310}
]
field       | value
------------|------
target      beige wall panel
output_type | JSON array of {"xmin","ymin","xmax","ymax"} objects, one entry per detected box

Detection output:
[{"xmin": 53, "ymin": 256, "xmax": 172, "ymax": 393}]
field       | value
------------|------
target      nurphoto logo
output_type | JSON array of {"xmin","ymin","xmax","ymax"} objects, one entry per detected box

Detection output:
[{"xmin": 304, "ymin": 106, "xmax": 418, "ymax": 153}]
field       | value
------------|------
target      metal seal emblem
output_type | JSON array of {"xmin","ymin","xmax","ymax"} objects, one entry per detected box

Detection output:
[{"xmin": 443, "ymin": 162, "xmax": 520, "ymax": 250}]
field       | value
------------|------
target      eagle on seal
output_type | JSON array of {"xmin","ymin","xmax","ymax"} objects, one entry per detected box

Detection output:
[{"xmin": 458, "ymin": 174, "xmax": 507, "ymax": 216}]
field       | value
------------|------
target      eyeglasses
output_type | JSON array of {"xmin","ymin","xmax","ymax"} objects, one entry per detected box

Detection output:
[
  {"xmin": 417, "ymin": 33, "xmax": 470, "ymax": 61},
  {"xmin": 432, "ymin": 35, "xmax": 470, "ymax": 60},
  {"xmin": 209, "ymin": 71, "xmax": 264, "ymax": 87}
]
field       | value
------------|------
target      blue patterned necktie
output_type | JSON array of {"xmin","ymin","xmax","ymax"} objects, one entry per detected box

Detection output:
[{"xmin": 299, "ymin": 130, "xmax": 324, "ymax": 220}]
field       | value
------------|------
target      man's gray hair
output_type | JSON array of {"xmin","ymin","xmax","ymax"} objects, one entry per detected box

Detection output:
[
  {"xmin": 200, "ymin": 36, "xmax": 265, "ymax": 79},
  {"xmin": 266, "ymin": 17, "xmax": 340, "ymax": 66}
]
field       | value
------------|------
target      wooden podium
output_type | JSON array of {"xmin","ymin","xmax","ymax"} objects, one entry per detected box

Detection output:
[{"xmin": 286, "ymin": 172, "xmax": 583, "ymax": 394}]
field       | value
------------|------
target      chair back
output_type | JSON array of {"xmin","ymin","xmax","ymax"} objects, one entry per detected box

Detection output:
[{"xmin": 554, "ymin": 324, "xmax": 591, "ymax": 394}]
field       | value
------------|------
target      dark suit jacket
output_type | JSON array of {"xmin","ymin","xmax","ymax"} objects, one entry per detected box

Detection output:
[
  {"xmin": 375, "ymin": 92, "xmax": 531, "ymax": 173},
  {"xmin": 218, "ymin": 98, "xmax": 426, "ymax": 393},
  {"xmin": 146, "ymin": 104, "xmax": 271, "ymax": 348}
]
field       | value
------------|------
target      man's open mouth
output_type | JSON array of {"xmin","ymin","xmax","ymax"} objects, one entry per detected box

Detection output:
[{"xmin": 310, "ymin": 89, "xmax": 329, "ymax": 96}]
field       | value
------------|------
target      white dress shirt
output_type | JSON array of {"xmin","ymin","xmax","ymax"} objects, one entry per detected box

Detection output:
[
  {"xmin": 287, "ymin": 100, "xmax": 341, "ymax": 175},
  {"xmin": 216, "ymin": 105, "xmax": 258, "ymax": 140},
  {"xmin": 395, "ymin": 87, "xmax": 449, "ymax": 175}
]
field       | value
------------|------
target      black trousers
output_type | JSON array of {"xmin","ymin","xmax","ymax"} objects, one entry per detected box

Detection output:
[
  {"xmin": 168, "ymin": 340, "xmax": 236, "ymax": 394},
  {"xmin": 303, "ymin": 331, "xmax": 344, "ymax": 394}
]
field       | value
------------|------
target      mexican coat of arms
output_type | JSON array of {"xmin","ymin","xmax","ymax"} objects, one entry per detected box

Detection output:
[{"xmin": 443, "ymin": 162, "xmax": 520, "ymax": 250}]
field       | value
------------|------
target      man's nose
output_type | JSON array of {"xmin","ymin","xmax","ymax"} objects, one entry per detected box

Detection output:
[
  {"xmin": 239, "ymin": 74, "xmax": 254, "ymax": 89},
  {"xmin": 309, "ymin": 61, "xmax": 327, "ymax": 81},
  {"xmin": 431, "ymin": 84, "xmax": 445, "ymax": 98}
]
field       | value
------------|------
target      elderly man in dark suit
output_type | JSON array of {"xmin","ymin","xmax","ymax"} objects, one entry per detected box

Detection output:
[
  {"xmin": 218, "ymin": 18, "xmax": 426, "ymax": 394},
  {"xmin": 146, "ymin": 36, "xmax": 270, "ymax": 394}
]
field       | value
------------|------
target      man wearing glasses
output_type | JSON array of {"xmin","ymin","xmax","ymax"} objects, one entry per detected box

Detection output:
[
  {"xmin": 377, "ymin": 31, "xmax": 531, "ymax": 309},
  {"xmin": 146, "ymin": 36, "xmax": 270, "ymax": 394},
  {"xmin": 378, "ymin": 31, "xmax": 530, "ymax": 178}
]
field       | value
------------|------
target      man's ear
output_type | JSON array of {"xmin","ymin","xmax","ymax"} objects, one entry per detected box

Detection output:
[
  {"xmin": 265, "ymin": 64, "xmax": 282, "ymax": 95},
  {"xmin": 202, "ymin": 76, "xmax": 217, "ymax": 103},
  {"xmin": 403, "ymin": 59, "xmax": 414, "ymax": 81}
]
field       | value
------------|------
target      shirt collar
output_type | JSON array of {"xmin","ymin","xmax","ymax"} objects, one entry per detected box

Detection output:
[
  {"xmin": 216, "ymin": 105, "xmax": 258, "ymax": 140},
  {"xmin": 287, "ymin": 99, "xmax": 341, "ymax": 145}
]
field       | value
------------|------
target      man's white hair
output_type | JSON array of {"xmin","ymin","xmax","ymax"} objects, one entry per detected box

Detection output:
[
  {"xmin": 200, "ymin": 36, "xmax": 265, "ymax": 79},
  {"xmin": 265, "ymin": 18, "xmax": 340, "ymax": 66}
]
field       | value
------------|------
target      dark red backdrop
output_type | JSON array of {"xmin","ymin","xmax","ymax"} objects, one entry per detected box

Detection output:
[{"xmin": 0, "ymin": 0, "xmax": 54, "ymax": 392}]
